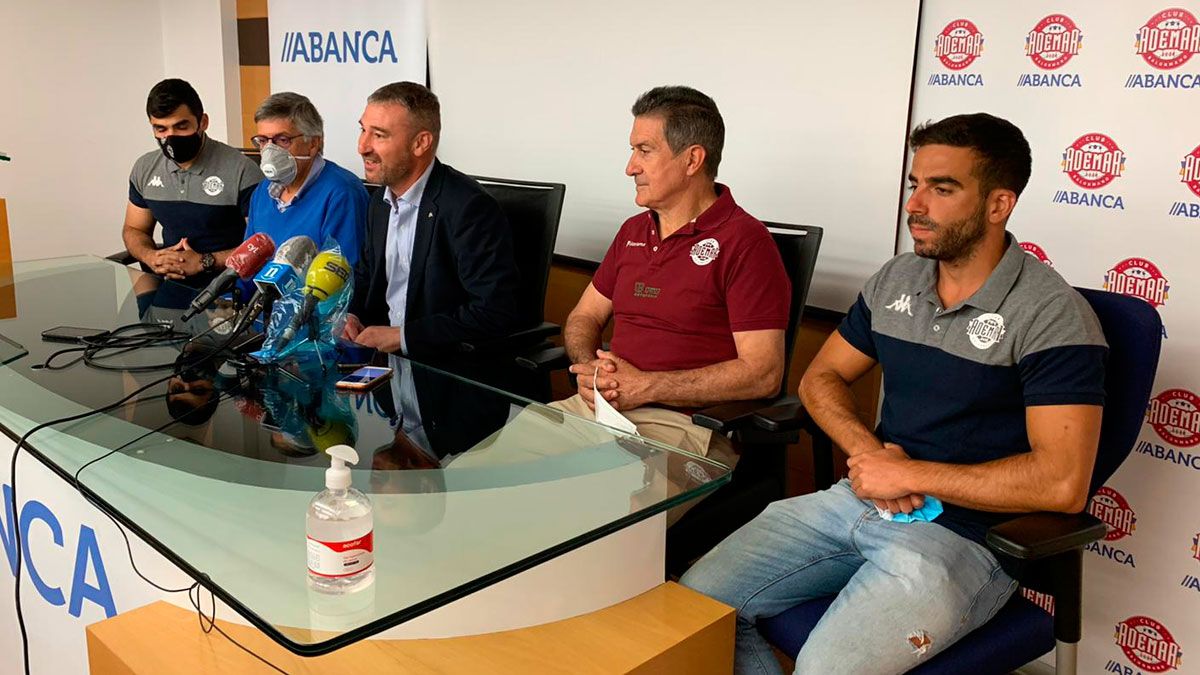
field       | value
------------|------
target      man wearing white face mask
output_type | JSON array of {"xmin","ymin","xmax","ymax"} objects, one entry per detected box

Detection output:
[{"xmin": 245, "ymin": 92, "xmax": 369, "ymax": 264}]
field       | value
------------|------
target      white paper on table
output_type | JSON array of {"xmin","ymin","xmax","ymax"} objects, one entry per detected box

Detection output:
[{"xmin": 593, "ymin": 367, "xmax": 639, "ymax": 435}]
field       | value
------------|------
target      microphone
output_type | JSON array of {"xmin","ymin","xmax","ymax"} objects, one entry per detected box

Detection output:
[
  {"xmin": 277, "ymin": 251, "xmax": 352, "ymax": 349},
  {"xmin": 180, "ymin": 233, "xmax": 276, "ymax": 321},
  {"xmin": 235, "ymin": 235, "xmax": 319, "ymax": 331}
]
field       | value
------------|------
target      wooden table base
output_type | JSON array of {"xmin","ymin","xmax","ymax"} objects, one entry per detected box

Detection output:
[{"xmin": 86, "ymin": 582, "xmax": 734, "ymax": 674}]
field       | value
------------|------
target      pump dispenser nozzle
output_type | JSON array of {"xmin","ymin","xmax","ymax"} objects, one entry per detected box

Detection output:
[{"xmin": 325, "ymin": 444, "xmax": 358, "ymax": 490}]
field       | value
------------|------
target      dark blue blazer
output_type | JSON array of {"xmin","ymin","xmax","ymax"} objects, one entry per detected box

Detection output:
[{"xmin": 349, "ymin": 159, "xmax": 522, "ymax": 356}]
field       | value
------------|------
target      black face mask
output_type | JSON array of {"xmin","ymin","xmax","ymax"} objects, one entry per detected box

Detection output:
[{"xmin": 158, "ymin": 132, "xmax": 204, "ymax": 164}]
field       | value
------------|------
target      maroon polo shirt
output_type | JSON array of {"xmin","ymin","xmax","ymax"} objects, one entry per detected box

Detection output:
[{"xmin": 592, "ymin": 185, "xmax": 790, "ymax": 373}]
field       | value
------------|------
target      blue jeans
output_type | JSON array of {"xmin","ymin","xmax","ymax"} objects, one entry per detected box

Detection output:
[{"xmin": 680, "ymin": 480, "xmax": 1017, "ymax": 675}]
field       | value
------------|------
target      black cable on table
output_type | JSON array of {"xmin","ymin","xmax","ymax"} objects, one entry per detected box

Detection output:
[{"xmin": 36, "ymin": 318, "xmax": 239, "ymax": 373}]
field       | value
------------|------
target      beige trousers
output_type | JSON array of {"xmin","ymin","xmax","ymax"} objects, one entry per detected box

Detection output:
[{"xmin": 551, "ymin": 394, "xmax": 739, "ymax": 525}]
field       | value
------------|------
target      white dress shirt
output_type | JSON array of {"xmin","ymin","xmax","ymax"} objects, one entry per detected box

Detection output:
[{"xmin": 382, "ymin": 161, "xmax": 435, "ymax": 354}]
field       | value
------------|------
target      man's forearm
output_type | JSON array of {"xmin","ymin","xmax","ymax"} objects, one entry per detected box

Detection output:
[
  {"xmin": 902, "ymin": 453, "xmax": 1087, "ymax": 513},
  {"xmin": 642, "ymin": 358, "xmax": 778, "ymax": 408},
  {"xmin": 122, "ymin": 227, "xmax": 157, "ymax": 264},
  {"xmin": 564, "ymin": 314, "xmax": 603, "ymax": 365},
  {"xmin": 799, "ymin": 371, "xmax": 883, "ymax": 457}
]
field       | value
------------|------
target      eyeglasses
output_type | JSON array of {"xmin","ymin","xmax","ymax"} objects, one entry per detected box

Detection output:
[{"xmin": 250, "ymin": 133, "xmax": 305, "ymax": 149}]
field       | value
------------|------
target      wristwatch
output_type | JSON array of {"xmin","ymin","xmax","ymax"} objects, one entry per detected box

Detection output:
[{"xmin": 200, "ymin": 252, "xmax": 216, "ymax": 272}]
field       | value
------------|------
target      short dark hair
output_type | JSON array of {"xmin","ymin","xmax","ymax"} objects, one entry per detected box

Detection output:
[
  {"xmin": 146, "ymin": 78, "xmax": 204, "ymax": 121},
  {"xmin": 368, "ymin": 81, "xmax": 442, "ymax": 138},
  {"xmin": 909, "ymin": 113, "xmax": 1032, "ymax": 197},
  {"xmin": 631, "ymin": 86, "xmax": 724, "ymax": 179}
]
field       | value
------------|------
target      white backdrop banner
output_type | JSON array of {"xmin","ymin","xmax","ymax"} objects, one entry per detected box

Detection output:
[
  {"xmin": 910, "ymin": 1, "xmax": 1200, "ymax": 672},
  {"xmin": 267, "ymin": 0, "xmax": 427, "ymax": 177}
]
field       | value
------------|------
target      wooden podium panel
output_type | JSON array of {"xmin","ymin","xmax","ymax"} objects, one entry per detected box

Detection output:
[
  {"xmin": 86, "ymin": 582, "xmax": 734, "ymax": 674},
  {"xmin": 0, "ymin": 198, "xmax": 14, "ymax": 319}
]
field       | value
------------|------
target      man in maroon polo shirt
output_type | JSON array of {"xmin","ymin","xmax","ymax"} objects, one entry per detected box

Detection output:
[{"xmin": 557, "ymin": 85, "xmax": 791, "ymax": 475}]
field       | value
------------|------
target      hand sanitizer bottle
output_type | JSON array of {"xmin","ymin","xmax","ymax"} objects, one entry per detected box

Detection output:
[{"xmin": 307, "ymin": 445, "xmax": 374, "ymax": 594}]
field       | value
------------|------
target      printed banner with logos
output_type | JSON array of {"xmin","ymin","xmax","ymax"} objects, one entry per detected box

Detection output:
[
  {"xmin": 267, "ymin": 0, "xmax": 427, "ymax": 178},
  {"xmin": 910, "ymin": 2, "xmax": 1200, "ymax": 672}
]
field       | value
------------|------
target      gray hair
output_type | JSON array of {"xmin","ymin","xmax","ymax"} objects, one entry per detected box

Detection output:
[
  {"xmin": 631, "ymin": 86, "xmax": 724, "ymax": 179},
  {"xmin": 254, "ymin": 91, "xmax": 324, "ymax": 137},
  {"xmin": 367, "ymin": 81, "xmax": 441, "ymax": 138}
]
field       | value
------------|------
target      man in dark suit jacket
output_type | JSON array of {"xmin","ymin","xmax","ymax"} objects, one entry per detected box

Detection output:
[{"xmin": 345, "ymin": 82, "xmax": 521, "ymax": 357}]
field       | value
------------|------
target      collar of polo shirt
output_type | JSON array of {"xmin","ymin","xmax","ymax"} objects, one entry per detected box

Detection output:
[{"xmin": 915, "ymin": 233, "xmax": 1026, "ymax": 313}]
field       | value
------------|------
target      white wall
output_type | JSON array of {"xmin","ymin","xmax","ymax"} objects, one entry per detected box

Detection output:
[
  {"xmin": 0, "ymin": 0, "xmax": 239, "ymax": 263},
  {"xmin": 0, "ymin": 0, "xmax": 165, "ymax": 261},
  {"xmin": 160, "ymin": 0, "xmax": 243, "ymax": 146},
  {"xmin": 428, "ymin": 0, "xmax": 920, "ymax": 311}
]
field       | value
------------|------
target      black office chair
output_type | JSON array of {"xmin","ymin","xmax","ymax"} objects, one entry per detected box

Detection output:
[
  {"xmin": 753, "ymin": 288, "xmax": 1163, "ymax": 675},
  {"xmin": 511, "ymin": 222, "xmax": 824, "ymax": 573},
  {"xmin": 405, "ymin": 175, "xmax": 566, "ymax": 401},
  {"xmin": 462, "ymin": 175, "xmax": 566, "ymax": 351}
]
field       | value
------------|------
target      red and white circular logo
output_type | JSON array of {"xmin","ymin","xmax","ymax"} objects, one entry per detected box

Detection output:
[
  {"xmin": 934, "ymin": 19, "xmax": 985, "ymax": 70},
  {"xmin": 1181, "ymin": 144, "xmax": 1200, "ymax": 199},
  {"xmin": 689, "ymin": 237, "xmax": 720, "ymax": 266},
  {"xmin": 1146, "ymin": 389, "xmax": 1200, "ymax": 447},
  {"xmin": 1062, "ymin": 134, "xmax": 1126, "ymax": 190},
  {"xmin": 1026, "ymin": 14, "xmax": 1083, "ymax": 69},
  {"xmin": 1115, "ymin": 616, "xmax": 1183, "ymax": 672},
  {"xmin": 1136, "ymin": 8, "xmax": 1200, "ymax": 70},
  {"xmin": 1088, "ymin": 487, "xmax": 1137, "ymax": 542},
  {"xmin": 1104, "ymin": 258, "xmax": 1169, "ymax": 308},
  {"xmin": 1019, "ymin": 242, "xmax": 1053, "ymax": 266}
]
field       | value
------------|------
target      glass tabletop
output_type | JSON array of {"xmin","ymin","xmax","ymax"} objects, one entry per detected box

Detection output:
[{"xmin": 0, "ymin": 256, "xmax": 732, "ymax": 655}]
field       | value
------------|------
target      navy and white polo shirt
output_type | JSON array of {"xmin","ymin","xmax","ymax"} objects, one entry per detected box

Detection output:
[
  {"xmin": 128, "ymin": 136, "xmax": 264, "ymax": 259},
  {"xmin": 838, "ymin": 233, "xmax": 1108, "ymax": 544}
]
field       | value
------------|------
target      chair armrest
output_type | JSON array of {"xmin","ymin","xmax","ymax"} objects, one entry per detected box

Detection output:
[
  {"xmin": 985, "ymin": 512, "xmax": 1106, "ymax": 560},
  {"xmin": 459, "ymin": 321, "xmax": 561, "ymax": 354},
  {"xmin": 751, "ymin": 396, "xmax": 813, "ymax": 433},
  {"xmin": 106, "ymin": 250, "xmax": 137, "ymax": 265},
  {"xmin": 692, "ymin": 399, "xmax": 776, "ymax": 434},
  {"xmin": 515, "ymin": 344, "xmax": 571, "ymax": 372}
]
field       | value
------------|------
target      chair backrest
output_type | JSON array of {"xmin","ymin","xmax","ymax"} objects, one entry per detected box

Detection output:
[
  {"xmin": 472, "ymin": 175, "xmax": 567, "ymax": 327},
  {"xmin": 1076, "ymin": 287, "xmax": 1163, "ymax": 494},
  {"xmin": 362, "ymin": 181, "xmax": 384, "ymax": 198},
  {"xmin": 763, "ymin": 222, "xmax": 824, "ymax": 399}
]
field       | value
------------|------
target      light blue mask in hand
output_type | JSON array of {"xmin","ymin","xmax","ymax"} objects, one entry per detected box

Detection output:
[{"xmin": 877, "ymin": 495, "xmax": 944, "ymax": 524}]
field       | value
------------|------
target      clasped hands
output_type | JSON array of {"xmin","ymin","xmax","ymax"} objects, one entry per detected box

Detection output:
[
  {"xmin": 568, "ymin": 349, "xmax": 655, "ymax": 411},
  {"xmin": 847, "ymin": 442, "xmax": 928, "ymax": 515},
  {"xmin": 147, "ymin": 237, "xmax": 204, "ymax": 280}
]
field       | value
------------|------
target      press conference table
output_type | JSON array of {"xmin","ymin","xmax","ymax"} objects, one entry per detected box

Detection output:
[{"xmin": 0, "ymin": 256, "xmax": 732, "ymax": 665}]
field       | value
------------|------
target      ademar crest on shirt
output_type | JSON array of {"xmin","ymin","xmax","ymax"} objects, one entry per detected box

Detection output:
[{"xmin": 690, "ymin": 238, "xmax": 720, "ymax": 266}]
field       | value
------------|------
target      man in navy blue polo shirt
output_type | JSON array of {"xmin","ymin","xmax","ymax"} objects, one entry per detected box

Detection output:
[
  {"xmin": 682, "ymin": 113, "xmax": 1107, "ymax": 674},
  {"xmin": 123, "ymin": 79, "xmax": 264, "ymax": 287}
]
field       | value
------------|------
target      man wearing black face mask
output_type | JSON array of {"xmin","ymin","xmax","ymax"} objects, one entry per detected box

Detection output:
[{"xmin": 123, "ymin": 79, "xmax": 264, "ymax": 286}]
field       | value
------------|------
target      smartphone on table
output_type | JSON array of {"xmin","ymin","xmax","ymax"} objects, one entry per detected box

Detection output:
[
  {"xmin": 40, "ymin": 326, "xmax": 109, "ymax": 344},
  {"xmin": 335, "ymin": 366, "xmax": 393, "ymax": 392}
]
